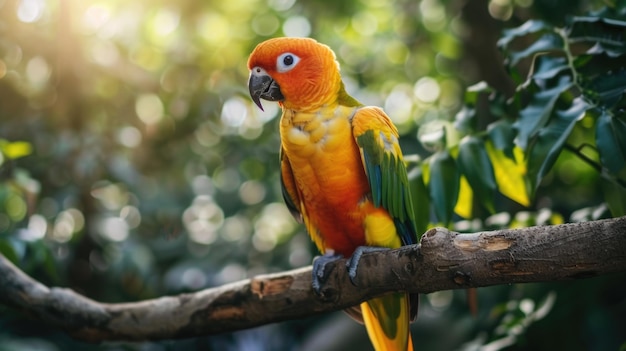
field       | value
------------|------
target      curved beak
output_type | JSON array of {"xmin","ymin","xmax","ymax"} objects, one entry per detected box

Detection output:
[{"xmin": 248, "ymin": 68, "xmax": 284, "ymax": 111}]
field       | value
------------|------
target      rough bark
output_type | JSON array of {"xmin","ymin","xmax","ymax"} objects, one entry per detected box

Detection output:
[{"xmin": 0, "ymin": 217, "xmax": 624, "ymax": 342}]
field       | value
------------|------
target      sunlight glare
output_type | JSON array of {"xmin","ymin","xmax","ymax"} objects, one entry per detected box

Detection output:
[
  {"xmin": 239, "ymin": 180, "xmax": 266, "ymax": 205},
  {"xmin": 25, "ymin": 214, "xmax": 47, "ymax": 241},
  {"xmin": 17, "ymin": 0, "xmax": 45, "ymax": 23},
  {"xmin": 414, "ymin": 76, "xmax": 441, "ymax": 103},
  {"xmin": 82, "ymin": 4, "xmax": 111, "ymax": 33},
  {"xmin": 420, "ymin": 0, "xmax": 447, "ymax": 32},
  {"xmin": 283, "ymin": 16, "xmax": 311, "ymax": 37},
  {"xmin": 116, "ymin": 126, "xmax": 142, "ymax": 148},
  {"xmin": 120, "ymin": 205, "xmax": 141, "ymax": 229},
  {"xmin": 183, "ymin": 195, "xmax": 225, "ymax": 245},
  {"xmin": 153, "ymin": 9, "xmax": 180, "ymax": 37},
  {"xmin": 252, "ymin": 203, "xmax": 296, "ymax": 252},
  {"xmin": 384, "ymin": 86, "xmax": 413, "ymax": 125},
  {"xmin": 135, "ymin": 94, "xmax": 164, "ymax": 125},
  {"xmin": 25, "ymin": 56, "xmax": 50, "ymax": 87},
  {"xmin": 220, "ymin": 215, "xmax": 252, "ymax": 242},
  {"xmin": 221, "ymin": 97, "xmax": 247, "ymax": 127},
  {"xmin": 98, "ymin": 216, "xmax": 129, "ymax": 242}
]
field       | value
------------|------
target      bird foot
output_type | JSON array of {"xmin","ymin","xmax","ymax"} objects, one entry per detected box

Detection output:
[
  {"xmin": 346, "ymin": 246, "xmax": 389, "ymax": 286},
  {"xmin": 312, "ymin": 251, "xmax": 343, "ymax": 297}
]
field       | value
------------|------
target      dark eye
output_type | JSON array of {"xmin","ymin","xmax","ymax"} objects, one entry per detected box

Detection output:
[{"xmin": 276, "ymin": 52, "xmax": 300, "ymax": 72}]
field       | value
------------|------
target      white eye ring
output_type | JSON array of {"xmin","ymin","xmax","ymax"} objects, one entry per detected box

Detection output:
[{"xmin": 276, "ymin": 52, "xmax": 300, "ymax": 73}]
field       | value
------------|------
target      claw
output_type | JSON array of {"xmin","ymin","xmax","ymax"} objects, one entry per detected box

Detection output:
[
  {"xmin": 346, "ymin": 246, "xmax": 389, "ymax": 286},
  {"xmin": 312, "ymin": 252, "xmax": 343, "ymax": 296}
]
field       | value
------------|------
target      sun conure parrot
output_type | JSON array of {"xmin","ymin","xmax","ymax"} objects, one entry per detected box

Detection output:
[{"xmin": 247, "ymin": 37, "xmax": 418, "ymax": 351}]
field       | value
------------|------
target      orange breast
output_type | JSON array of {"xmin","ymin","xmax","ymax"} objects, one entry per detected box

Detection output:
[{"xmin": 281, "ymin": 105, "xmax": 370, "ymax": 256}]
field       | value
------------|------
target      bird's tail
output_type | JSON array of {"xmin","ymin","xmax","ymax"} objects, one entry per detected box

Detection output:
[{"xmin": 361, "ymin": 292, "xmax": 413, "ymax": 351}]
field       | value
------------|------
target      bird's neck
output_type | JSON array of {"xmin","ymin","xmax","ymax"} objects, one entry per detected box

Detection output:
[{"xmin": 279, "ymin": 76, "xmax": 360, "ymax": 113}]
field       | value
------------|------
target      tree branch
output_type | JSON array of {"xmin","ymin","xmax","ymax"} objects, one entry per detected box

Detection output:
[{"xmin": 1, "ymin": 217, "xmax": 625, "ymax": 342}]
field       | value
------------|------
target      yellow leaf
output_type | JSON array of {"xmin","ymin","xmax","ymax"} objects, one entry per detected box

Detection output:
[
  {"xmin": 485, "ymin": 141, "xmax": 530, "ymax": 207},
  {"xmin": 2, "ymin": 141, "xmax": 33, "ymax": 160},
  {"xmin": 454, "ymin": 175, "xmax": 473, "ymax": 219}
]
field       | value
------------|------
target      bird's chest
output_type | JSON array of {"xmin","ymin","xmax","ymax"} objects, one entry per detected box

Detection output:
[
  {"xmin": 280, "ymin": 107, "xmax": 355, "ymax": 157},
  {"xmin": 280, "ymin": 106, "xmax": 368, "ymax": 209},
  {"xmin": 279, "ymin": 106, "xmax": 373, "ymax": 255},
  {"xmin": 280, "ymin": 107, "xmax": 363, "ymax": 183}
]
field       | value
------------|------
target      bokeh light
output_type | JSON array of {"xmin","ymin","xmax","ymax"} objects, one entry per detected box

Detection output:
[
  {"xmin": 17, "ymin": 0, "xmax": 46, "ymax": 23},
  {"xmin": 183, "ymin": 195, "xmax": 224, "ymax": 245},
  {"xmin": 283, "ymin": 16, "xmax": 311, "ymax": 37},
  {"xmin": 252, "ymin": 203, "xmax": 296, "ymax": 252},
  {"xmin": 135, "ymin": 94, "xmax": 165, "ymax": 125},
  {"xmin": 25, "ymin": 56, "xmax": 50, "ymax": 87},
  {"xmin": 117, "ymin": 126, "xmax": 142, "ymax": 148},
  {"xmin": 221, "ymin": 97, "xmax": 248, "ymax": 128},
  {"xmin": 414, "ymin": 76, "xmax": 441, "ymax": 103}
]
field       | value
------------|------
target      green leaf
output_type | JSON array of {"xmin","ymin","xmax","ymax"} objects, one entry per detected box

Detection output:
[
  {"xmin": 508, "ymin": 32, "xmax": 565, "ymax": 66},
  {"xmin": 35, "ymin": 241, "xmax": 60, "ymax": 282},
  {"xmin": 464, "ymin": 81, "xmax": 494, "ymax": 105},
  {"xmin": 428, "ymin": 150, "xmax": 460, "ymax": 225},
  {"xmin": 574, "ymin": 53, "xmax": 626, "ymax": 76},
  {"xmin": 408, "ymin": 166, "xmax": 430, "ymax": 238},
  {"xmin": 498, "ymin": 20, "xmax": 551, "ymax": 50},
  {"xmin": 514, "ymin": 77, "xmax": 573, "ymax": 151},
  {"xmin": 568, "ymin": 16, "xmax": 626, "ymax": 47},
  {"xmin": 601, "ymin": 177, "xmax": 626, "ymax": 217},
  {"xmin": 455, "ymin": 81, "xmax": 501, "ymax": 134},
  {"xmin": 568, "ymin": 15, "xmax": 626, "ymax": 57},
  {"xmin": 585, "ymin": 41, "xmax": 626, "ymax": 57},
  {"xmin": 453, "ymin": 106, "xmax": 476, "ymax": 134},
  {"xmin": 417, "ymin": 120, "xmax": 460, "ymax": 152},
  {"xmin": 526, "ymin": 97, "xmax": 589, "ymax": 192},
  {"xmin": 531, "ymin": 56, "xmax": 569, "ymax": 80},
  {"xmin": 488, "ymin": 120, "xmax": 516, "ymax": 159},
  {"xmin": 457, "ymin": 136, "xmax": 497, "ymax": 213},
  {"xmin": 0, "ymin": 236, "xmax": 27, "ymax": 263},
  {"xmin": 586, "ymin": 69, "xmax": 626, "ymax": 107},
  {"xmin": 595, "ymin": 109, "xmax": 626, "ymax": 174},
  {"xmin": 0, "ymin": 239, "xmax": 19, "ymax": 264}
]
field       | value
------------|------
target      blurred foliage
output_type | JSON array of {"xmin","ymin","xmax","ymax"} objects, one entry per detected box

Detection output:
[{"xmin": 0, "ymin": 0, "xmax": 625, "ymax": 350}]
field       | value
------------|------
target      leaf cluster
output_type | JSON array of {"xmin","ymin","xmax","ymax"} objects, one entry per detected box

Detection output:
[{"xmin": 412, "ymin": 2, "xmax": 626, "ymax": 229}]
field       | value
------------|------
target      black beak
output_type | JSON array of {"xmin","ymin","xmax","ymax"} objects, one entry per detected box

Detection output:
[{"xmin": 248, "ymin": 69, "xmax": 284, "ymax": 111}]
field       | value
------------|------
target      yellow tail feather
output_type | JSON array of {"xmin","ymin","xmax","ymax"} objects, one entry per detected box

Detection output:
[{"xmin": 361, "ymin": 292, "xmax": 413, "ymax": 351}]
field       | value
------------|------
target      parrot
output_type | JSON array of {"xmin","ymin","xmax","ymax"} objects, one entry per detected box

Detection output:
[{"xmin": 247, "ymin": 37, "xmax": 418, "ymax": 351}]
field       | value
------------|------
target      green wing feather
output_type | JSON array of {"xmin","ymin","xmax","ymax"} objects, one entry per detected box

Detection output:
[
  {"xmin": 352, "ymin": 107, "xmax": 418, "ymax": 246},
  {"xmin": 353, "ymin": 106, "xmax": 420, "ymax": 339}
]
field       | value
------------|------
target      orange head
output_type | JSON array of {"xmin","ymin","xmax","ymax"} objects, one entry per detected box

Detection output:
[{"xmin": 247, "ymin": 37, "xmax": 342, "ymax": 112}]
